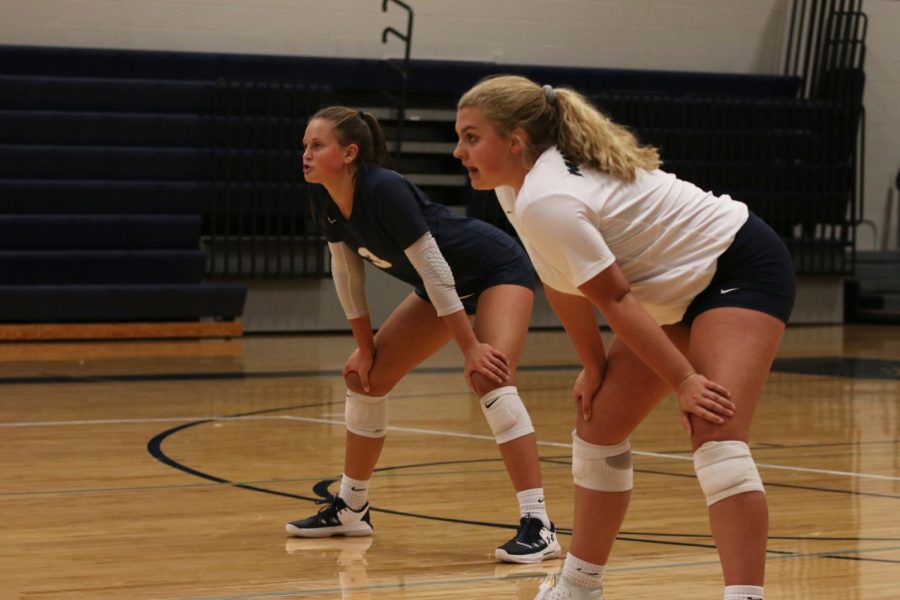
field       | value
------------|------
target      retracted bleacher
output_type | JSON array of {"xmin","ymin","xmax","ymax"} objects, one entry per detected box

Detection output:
[
  {"xmin": 0, "ymin": 46, "xmax": 331, "ymax": 339},
  {"xmin": 0, "ymin": 10, "xmax": 864, "ymax": 333}
]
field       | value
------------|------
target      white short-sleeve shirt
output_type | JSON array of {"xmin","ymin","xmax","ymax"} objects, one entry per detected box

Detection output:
[{"xmin": 495, "ymin": 147, "xmax": 748, "ymax": 324}]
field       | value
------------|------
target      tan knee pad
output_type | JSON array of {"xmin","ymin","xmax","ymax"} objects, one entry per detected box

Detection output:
[
  {"xmin": 479, "ymin": 386, "xmax": 535, "ymax": 444},
  {"xmin": 693, "ymin": 440, "xmax": 765, "ymax": 506},
  {"xmin": 571, "ymin": 430, "xmax": 633, "ymax": 492},
  {"xmin": 344, "ymin": 390, "xmax": 387, "ymax": 438}
]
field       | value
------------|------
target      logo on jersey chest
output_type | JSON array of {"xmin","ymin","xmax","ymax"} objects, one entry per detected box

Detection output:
[
  {"xmin": 563, "ymin": 158, "xmax": 583, "ymax": 177},
  {"xmin": 357, "ymin": 247, "xmax": 392, "ymax": 269}
]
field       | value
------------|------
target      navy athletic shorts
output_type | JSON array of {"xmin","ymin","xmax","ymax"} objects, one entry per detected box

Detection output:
[
  {"xmin": 414, "ymin": 246, "xmax": 536, "ymax": 315},
  {"xmin": 681, "ymin": 212, "xmax": 796, "ymax": 325}
]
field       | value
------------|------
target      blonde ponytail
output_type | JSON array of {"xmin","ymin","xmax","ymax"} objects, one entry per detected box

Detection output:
[{"xmin": 458, "ymin": 75, "xmax": 659, "ymax": 182}]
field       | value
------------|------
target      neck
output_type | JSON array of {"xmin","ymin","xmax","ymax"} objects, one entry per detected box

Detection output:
[
  {"xmin": 510, "ymin": 164, "xmax": 530, "ymax": 196},
  {"xmin": 323, "ymin": 168, "xmax": 357, "ymax": 219}
]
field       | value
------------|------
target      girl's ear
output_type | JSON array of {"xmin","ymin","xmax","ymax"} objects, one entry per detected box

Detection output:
[
  {"xmin": 510, "ymin": 128, "xmax": 527, "ymax": 155},
  {"xmin": 344, "ymin": 143, "xmax": 359, "ymax": 163}
]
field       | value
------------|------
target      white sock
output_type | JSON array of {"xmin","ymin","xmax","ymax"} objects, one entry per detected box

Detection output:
[
  {"xmin": 724, "ymin": 585, "xmax": 764, "ymax": 599},
  {"xmin": 338, "ymin": 474, "xmax": 370, "ymax": 511},
  {"xmin": 561, "ymin": 552, "xmax": 605, "ymax": 590},
  {"xmin": 517, "ymin": 487, "xmax": 550, "ymax": 528}
]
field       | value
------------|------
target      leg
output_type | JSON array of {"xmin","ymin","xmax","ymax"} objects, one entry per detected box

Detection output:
[
  {"xmin": 569, "ymin": 323, "xmax": 690, "ymax": 565},
  {"xmin": 689, "ymin": 307, "xmax": 785, "ymax": 587},
  {"xmin": 287, "ymin": 293, "xmax": 453, "ymax": 538},
  {"xmin": 472, "ymin": 284, "xmax": 538, "ymax": 490},
  {"xmin": 343, "ymin": 292, "xmax": 453, "ymax": 481},
  {"xmin": 474, "ymin": 285, "xmax": 561, "ymax": 564}
]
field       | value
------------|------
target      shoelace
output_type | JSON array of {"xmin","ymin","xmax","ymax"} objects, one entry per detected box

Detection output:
[
  {"xmin": 516, "ymin": 515, "xmax": 542, "ymax": 542},
  {"xmin": 313, "ymin": 495, "xmax": 344, "ymax": 520}
]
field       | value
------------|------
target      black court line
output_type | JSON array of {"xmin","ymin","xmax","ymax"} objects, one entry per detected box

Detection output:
[
  {"xmin": 824, "ymin": 555, "xmax": 900, "ymax": 563},
  {"xmin": 773, "ymin": 357, "xmax": 900, "ymax": 380},
  {"xmin": 146, "ymin": 408, "xmax": 900, "ymax": 564},
  {"xmin": 5, "ymin": 355, "xmax": 900, "ymax": 387},
  {"xmin": 0, "ymin": 365, "xmax": 573, "ymax": 386}
]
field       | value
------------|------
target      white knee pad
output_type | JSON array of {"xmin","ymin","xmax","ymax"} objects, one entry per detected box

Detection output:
[
  {"xmin": 571, "ymin": 431, "xmax": 633, "ymax": 492},
  {"xmin": 693, "ymin": 440, "xmax": 765, "ymax": 506},
  {"xmin": 479, "ymin": 386, "xmax": 535, "ymax": 444},
  {"xmin": 344, "ymin": 390, "xmax": 388, "ymax": 438}
]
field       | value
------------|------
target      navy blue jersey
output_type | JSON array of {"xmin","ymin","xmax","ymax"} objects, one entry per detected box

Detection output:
[{"xmin": 320, "ymin": 166, "xmax": 534, "ymax": 299}]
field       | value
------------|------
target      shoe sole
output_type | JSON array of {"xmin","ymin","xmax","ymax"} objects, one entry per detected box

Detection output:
[
  {"xmin": 284, "ymin": 522, "xmax": 373, "ymax": 538},
  {"xmin": 494, "ymin": 539, "xmax": 561, "ymax": 564}
]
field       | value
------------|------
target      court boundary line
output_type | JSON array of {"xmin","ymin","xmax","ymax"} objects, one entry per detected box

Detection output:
[{"xmin": 5, "ymin": 412, "xmax": 898, "ymax": 483}]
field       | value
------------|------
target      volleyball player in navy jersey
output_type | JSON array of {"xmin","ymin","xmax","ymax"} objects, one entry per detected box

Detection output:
[
  {"xmin": 454, "ymin": 76, "xmax": 796, "ymax": 599},
  {"xmin": 284, "ymin": 106, "xmax": 560, "ymax": 564}
]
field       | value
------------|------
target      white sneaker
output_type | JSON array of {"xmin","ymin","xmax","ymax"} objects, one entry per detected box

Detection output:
[{"xmin": 534, "ymin": 577, "xmax": 603, "ymax": 600}]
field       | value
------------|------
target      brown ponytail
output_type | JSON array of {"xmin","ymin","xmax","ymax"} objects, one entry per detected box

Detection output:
[{"xmin": 310, "ymin": 106, "xmax": 395, "ymax": 170}]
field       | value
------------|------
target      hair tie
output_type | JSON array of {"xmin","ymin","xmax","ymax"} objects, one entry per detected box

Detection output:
[
  {"xmin": 358, "ymin": 110, "xmax": 366, "ymax": 119},
  {"xmin": 542, "ymin": 84, "xmax": 557, "ymax": 106}
]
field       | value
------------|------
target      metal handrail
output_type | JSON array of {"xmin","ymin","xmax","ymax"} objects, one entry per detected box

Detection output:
[
  {"xmin": 382, "ymin": 0, "xmax": 413, "ymax": 61},
  {"xmin": 381, "ymin": 0, "xmax": 414, "ymax": 156}
]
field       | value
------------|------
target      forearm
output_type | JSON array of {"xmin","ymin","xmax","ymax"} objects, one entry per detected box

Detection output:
[
  {"xmin": 441, "ymin": 309, "xmax": 479, "ymax": 353},
  {"xmin": 329, "ymin": 241, "xmax": 369, "ymax": 319},
  {"xmin": 348, "ymin": 315, "xmax": 376, "ymax": 356},
  {"xmin": 601, "ymin": 291, "xmax": 694, "ymax": 389},
  {"xmin": 545, "ymin": 286, "xmax": 606, "ymax": 374}
]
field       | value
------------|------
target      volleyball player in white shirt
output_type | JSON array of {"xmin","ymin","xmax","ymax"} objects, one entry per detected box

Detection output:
[{"xmin": 454, "ymin": 76, "xmax": 795, "ymax": 600}]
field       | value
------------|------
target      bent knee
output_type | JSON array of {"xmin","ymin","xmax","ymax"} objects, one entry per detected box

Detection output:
[
  {"xmin": 470, "ymin": 371, "xmax": 511, "ymax": 397},
  {"xmin": 344, "ymin": 371, "xmax": 395, "ymax": 397},
  {"xmin": 576, "ymin": 416, "xmax": 635, "ymax": 447},
  {"xmin": 479, "ymin": 386, "xmax": 533, "ymax": 444},
  {"xmin": 691, "ymin": 426, "xmax": 749, "ymax": 452},
  {"xmin": 571, "ymin": 431, "xmax": 633, "ymax": 492},
  {"xmin": 693, "ymin": 439, "xmax": 764, "ymax": 505}
]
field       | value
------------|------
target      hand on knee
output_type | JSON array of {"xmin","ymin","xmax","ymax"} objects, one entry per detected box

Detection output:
[
  {"xmin": 344, "ymin": 372, "xmax": 392, "ymax": 397},
  {"xmin": 470, "ymin": 371, "xmax": 499, "ymax": 398}
]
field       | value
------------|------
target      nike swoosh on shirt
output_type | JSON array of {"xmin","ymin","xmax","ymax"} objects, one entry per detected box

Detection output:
[
  {"xmin": 720, "ymin": 287, "xmax": 740, "ymax": 294},
  {"xmin": 327, "ymin": 217, "xmax": 337, "ymax": 224}
]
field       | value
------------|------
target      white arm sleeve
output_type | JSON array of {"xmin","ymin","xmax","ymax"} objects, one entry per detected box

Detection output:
[
  {"xmin": 329, "ymin": 241, "xmax": 369, "ymax": 320},
  {"xmin": 403, "ymin": 232, "xmax": 465, "ymax": 317}
]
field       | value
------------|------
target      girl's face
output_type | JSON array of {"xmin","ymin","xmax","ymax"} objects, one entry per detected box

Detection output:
[
  {"xmin": 454, "ymin": 106, "xmax": 526, "ymax": 191},
  {"xmin": 302, "ymin": 118, "xmax": 356, "ymax": 186}
]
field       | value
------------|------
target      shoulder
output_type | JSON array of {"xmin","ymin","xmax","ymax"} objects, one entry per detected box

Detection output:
[
  {"xmin": 358, "ymin": 165, "xmax": 401, "ymax": 191},
  {"xmin": 361, "ymin": 167, "xmax": 421, "ymax": 202},
  {"xmin": 522, "ymin": 147, "xmax": 594, "ymax": 201},
  {"xmin": 369, "ymin": 166, "xmax": 410, "ymax": 188},
  {"xmin": 519, "ymin": 150, "xmax": 593, "ymax": 218},
  {"xmin": 517, "ymin": 192, "xmax": 592, "ymax": 237}
]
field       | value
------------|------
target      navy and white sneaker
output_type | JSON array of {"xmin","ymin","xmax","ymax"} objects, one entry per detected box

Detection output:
[
  {"xmin": 495, "ymin": 516, "xmax": 562, "ymax": 564},
  {"xmin": 285, "ymin": 495, "xmax": 373, "ymax": 538}
]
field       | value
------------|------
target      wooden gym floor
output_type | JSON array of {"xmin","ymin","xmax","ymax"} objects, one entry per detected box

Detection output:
[{"xmin": 1, "ymin": 324, "xmax": 898, "ymax": 599}]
